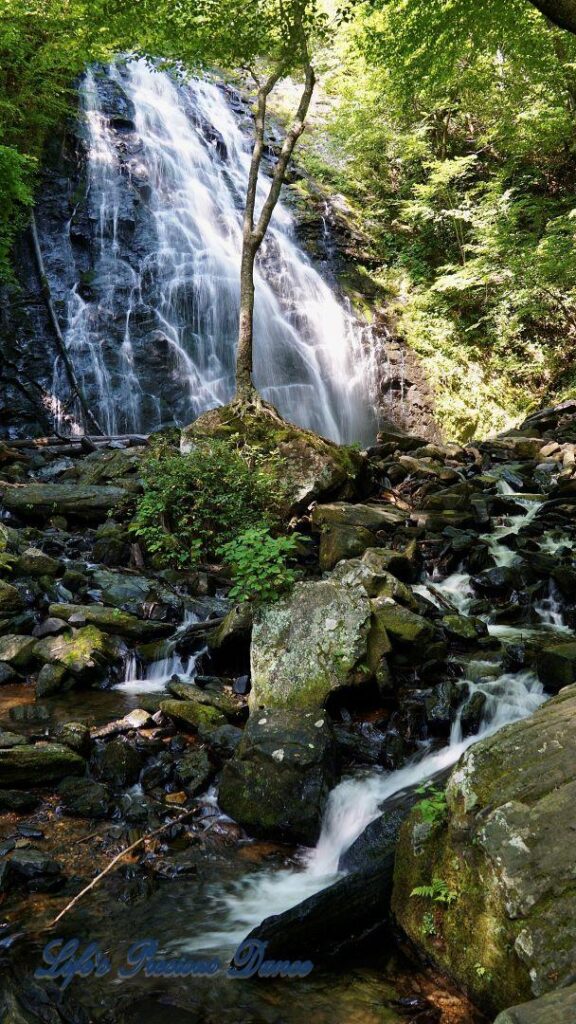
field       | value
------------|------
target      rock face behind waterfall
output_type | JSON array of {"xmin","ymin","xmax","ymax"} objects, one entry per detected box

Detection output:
[{"xmin": 393, "ymin": 684, "xmax": 576, "ymax": 1016}]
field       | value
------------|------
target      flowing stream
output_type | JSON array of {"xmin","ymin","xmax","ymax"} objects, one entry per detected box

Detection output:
[
  {"xmin": 52, "ymin": 59, "xmax": 378, "ymax": 445},
  {"xmin": 174, "ymin": 492, "xmax": 558, "ymax": 954}
]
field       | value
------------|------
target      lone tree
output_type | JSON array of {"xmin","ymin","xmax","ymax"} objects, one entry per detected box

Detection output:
[{"xmin": 150, "ymin": 0, "xmax": 327, "ymax": 401}]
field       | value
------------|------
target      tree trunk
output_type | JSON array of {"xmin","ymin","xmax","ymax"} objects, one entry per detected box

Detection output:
[
  {"xmin": 530, "ymin": 0, "xmax": 576, "ymax": 34},
  {"xmin": 235, "ymin": 61, "xmax": 316, "ymax": 400}
]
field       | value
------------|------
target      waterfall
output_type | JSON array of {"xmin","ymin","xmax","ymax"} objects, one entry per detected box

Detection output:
[{"xmin": 52, "ymin": 58, "xmax": 378, "ymax": 445}]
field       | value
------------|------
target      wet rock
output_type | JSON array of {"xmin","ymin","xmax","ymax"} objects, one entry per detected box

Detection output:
[
  {"xmin": 53, "ymin": 721, "xmax": 91, "ymax": 756},
  {"xmin": 424, "ymin": 681, "xmax": 458, "ymax": 734},
  {"xmin": 393, "ymin": 685, "xmax": 576, "ymax": 1015},
  {"xmin": 537, "ymin": 642, "xmax": 576, "ymax": 693},
  {"xmin": 99, "ymin": 737, "xmax": 142, "ymax": 787},
  {"xmin": 159, "ymin": 700, "xmax": 227, "ymax": 732},
  {"xmin": 0, "ymin": 789, "xmax": 40, "ymax": 811},
  {"xmin": 90, "ymin": 568, "xmax": 183, "ymax": 620},
  {"xmin": 219, "ymin": 710, "xmax": 339, "ymax": 844},
  {"xmin": 34, "ymin": 626, "xmax": 120, "ymax": 682},
  {"xmin": 205, "ymin": 724, "xmax": 243, "ymax": 760},
  {"xmin": 472, "ymin": 566, "xmax": 519, "ymax": 597},
  {"xmin": 9, "ymin": 848, "xmax": 63, "ymax": 891},
  {"xmin": 173, "ymin": 746, "xmax": 212, "ymax": 794},
  {"xmin": 311, "ymin": 500, "xmax": 407, "ymax": 534},
  {"xmin": 0, "ymin": 743, "xmax": 85, "ymax": 787},
  {"xmin": 1, "ymin": 482, "xmax": 126, "ymax": 523},
  {"xmin": 0, "ymin": 580, "xmax": 24, "ymax": 616},
  {"xmin": 233, "ymin": 674, "xmax": 250, "ymax": 696},
  {"xmin": 459, "ymin": 690, "xmax": 487, "ymax": 735},
  {"xmin": 208, "ymin": 602, "xmax": 253, "ymax": 650},
  {"xmin": 16, "ymin": 547, "xmax": 61, "ymax": 577},
  {"xmin": 0, "ymin": 662, "xmax": 19, "ymax": 685},
  {"xmin": 167, "ymin": 678, "xmax": 243, "ymax": 720},
  {"xmin": 494, "ymin": 984, "xmax": 576, "ymax": 1024},
  {"xmin": 36, "ymin": 663, "xmax": 70, "ymax": 697},
  {"xmin": 48, "ymin": 602, "xmax": 173, "ymax": 640},
  {"xmin": 93, "ymin": 521, "xmax": 132, "ymax": 565},
  {"xmin": 32, "ymin": 617, "xmax": 68, "ymax": 638},
  {"xmin": 9, "ymin": 703, "xmax": 50, "ymax": 723},
  {"xmin": 367, "ymin": 600, "xmax": 434, "ymax": 646},
  {"xmin": 441, "ymin": 614, "xmax": 488, "ymax": 645},
  {"xmin": 58, "ymin": 776, "xmax": 111, "ymax": 818}
]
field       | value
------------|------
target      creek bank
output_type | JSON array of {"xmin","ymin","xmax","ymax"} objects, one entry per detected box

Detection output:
[{"xmin": 1, "ymin": 401, "xmax": 576, "ymax": 1021}]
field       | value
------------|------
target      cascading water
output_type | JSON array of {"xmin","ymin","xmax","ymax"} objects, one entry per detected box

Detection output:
[
  {"xmin": 178, "ymin": 489, "xmax": 558, "ymax": 954},
  {"xmin": 52, "ymin": 58, "xmax": 378, "ymax": 445}
]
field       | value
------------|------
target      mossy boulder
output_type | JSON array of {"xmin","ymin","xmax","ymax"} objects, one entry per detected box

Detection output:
[
  {"xmin": 0, "ymin": 580, "xmax": 24, "ymax": 616},
  {"xmin": 537, "ymin": 641, "xmax": 576, "ymax": 693},
  {"xmin": 250, "ymin": 576, "xmax": 373, "ymax": 710},
  {"xmin": 0, "ymin": 743, "xmax": 85, "ymax": 787},
  {"xmin": 494, "ymin": 985, "xmax": 576, "ymax": 1024},
  {"xmin": 392, "ymin": 686, "xmax": 576, "ymax": 1017},
  {"xmin": 317, "ymin": 523, "xmax": 374, "ymax": 571},
  {"xmin": 90, "ymin": 568, "xmax": 183, "ymax": 620},
  {"xmin": 159, "ymin": 699, "xmax": 227, "ymax": 732},
  {"xmin": 16, "ymin": 547, "xmax": 61, "ymax": 577},
  {"xmin": 218, "ymin": 709, "xmax": 339, "ymax": 844},
  {"xmin": 167, "ymin": 679, "xmax": 243, "ymax": 720},
  {"xmin": 0, "ymin": 634, "xmax": 37, "ymax": 669},
  {"xmin": 181, "ymin": 401, "xmax": 366, "ymax": 515},
  {"xmin": 58, "ymin": 776, "xmax": 111, "ymax": 818},
  {"xmin": 48, "ymin": 603, "xmax": 173, "ymax": 640},
  {"xmin": 34, "ymin": 626, "xmax": 120, "ymax": 682},
  {"xmin": 442, "ymin": 614, "xmax": 488, "ymax": 645}
]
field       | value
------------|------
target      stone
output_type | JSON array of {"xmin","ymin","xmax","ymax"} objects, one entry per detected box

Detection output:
[
  {"xmin": 218, "ymin": 710, "xmax": 339, "ymax": 844},
  {"xmin": 9, "ymin": 848, "xmax": 63, "ymax": 890},
  {"xmin": 205, "ymin": 724, "xmax": 243, "ymax": 760},
  {"xmin": 366, "ymin": 600, "xmax": 434, "ymax": 646},
  {"xmin": 58, "ymin": 777, "xmax": 110, "ymax": 818},
  {"xmin": 167, "ymin": 678, "xmax": 242, "ymax": 720},
  {"xmin": 392, "ymin": 685, "xmax": 576, "ymax": 1017},
  {"xmin": 32, "ymin": 617, "xmax": 68, "ymax": 638},
  {"xmin": 472, "ymin": 566, "xmax": 519, "ymax": 597},
  {"xmin": 441, "ymin": 614, "xmax": 488, "ymax": 645},
  {"xmin": 34, "ymin": 626, "xmax": 120, "ymax": 682},
  {"xmin": 0, "ymin": 790, "xmax": 40, "ymax": 811},
  {"xmin": 159, "ymin": 700, "xmax": 227, "ymax": 731},
  {"xmin": 1, "ymin": 483, "xmax": 126, "ymax": 522},
  {"xmin": 36, "ymin": 663, "xmax": 68, "ymax": 697},
  {"xmin": 537, "ymin": 642, "xmax": 576, "ymax": 693},
  {"xmin": 9, "ymin": 703, "xmax": 50, "ymax": 723},
  {"xmin": 0, "ymin": 743, "xmax": 85, "ymax": 787},
  {"xmin": 317, "ymin": 524, "xmax": 374, "ymax": 571},
  {"xmin": 208, "ymin": 603, "xmax": 253, "ymax": 650},
  {"xmin": 250, "ymin": 576, "xmax": 372, "ymax": 710},
  {"xmin": 181, "ymin": 401, "xmax": 366, "ymax": 515},
  {"xmin": 48, "ymin": 603, "xmax": 173, "ymax": 640},
  {"xmin": 53, "ymin": 721, "xmax": 91, "ymax": 756},
  {"xmin": 0, "ymin": 662, "xmax": 19, "ymax": 685},
  {"xmin": 0, "ymin": 634, "xmax": 37, "ymax": 669},
  {"xmin": 173, "ymin": 747, "xmax": 212, "ymax": 794},
  {"xmin": 0, "ymin": 731, "xmax": 27, "ymax": 749},
  {"xmin": 0, "ymin": 580, "xmax": 24, "ymax": 616},
  {"xmin": 494, "ymin": 985, "xmax": 576, "ymax": 1024},
  {"xmin": 99, "ymin": 738, "xmax": 142, "ymax": 787},
  {"xmin": 311, "ymin": 501, "xmax": 407, "ymax": 533},
  {"xmin": 16, "ymin": 547, "xmax": 61, "ymax": 577},
  {"xmin": 90, "ymin": 568, "xmax": 183, "ymax": 620}
]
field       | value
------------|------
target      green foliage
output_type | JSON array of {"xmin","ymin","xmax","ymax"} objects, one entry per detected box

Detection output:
[
  {"xmin": 421, "ymin": 911, "xmax": 436, "ymax": 937},
  {"xmin": 410, "ymin": 877, "xmax": 458, "ymax": 905},
  {"xmin": 129, "ymin": 439, "xmax": 285, "ymax": 569},
  {"xmin": 414, "ymin": 784, "xmax": 448, "ymax": 826},
  {"xmin": 218, "ymin": 527, "xmax": 300, "ymax": 603}
]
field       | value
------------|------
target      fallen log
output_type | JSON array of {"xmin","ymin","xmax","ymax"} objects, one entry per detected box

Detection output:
[{"xmin": 7, "ymin": 434, "xmax": 149, "ymax": 450}]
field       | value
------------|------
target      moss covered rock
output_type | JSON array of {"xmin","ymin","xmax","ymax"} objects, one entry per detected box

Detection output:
[
  {"xmin": 392, "ymin": 686, "xmax": 576, "ymax": 1016},
  {"xmin": 48, "ymin": 603, "xmax": 173, "ymax": 640},
  {"xmin": 0, "ymin": 743, "xmax": 85, "ymax": 787},
  {"xmin": 494, "ymin": 985, "xmax": 576, "ymax": 1024},
  {"xmin": 218, "ymin": 709, "xmax": 339, "ymax": 844},
  {"xmin": 1, "ymin": 483, "xmax": 125, "ymax": 523},
  {"xmin": 181, "ymin": 400, "xmax": 366, "ymax": 514},
  {"xmin": 0, "ymin": 580, "xmax": 24, "ymax": 617},
  {"xmin": 34, "ymin": 626, "xmax": 120, "ymax": 682},
  {"xmin": 159, "ymin": 699, "xmax": 227, "ymax": 731},
  {"xmin": 0, "ymin": 634, "xmax": 37, "ymax": 669}
]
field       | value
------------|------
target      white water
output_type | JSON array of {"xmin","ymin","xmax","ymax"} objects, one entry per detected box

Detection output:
[
  {"xmin": 116, "ymin": 610, "xmax": 202, "ymax": 692},
  {"xmin": 180, "ymin": 489, "xmax": 558, "ymax": 953},
  {"xmin": 54, "ymin": 59, "xmax": 378, "ymax": 445}
]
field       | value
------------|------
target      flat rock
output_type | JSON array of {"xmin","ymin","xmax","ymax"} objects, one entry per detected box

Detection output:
[
  {"xmin": 1, "ymin": 483, "xmax": 125, "ymax": 523},
  {"xmin": 48, "ymin": 602, "xmax": 173, "ymax": 640},
  {"xmin": 0, "ymin": 743, "xmax": 85, "ymax": 787}
]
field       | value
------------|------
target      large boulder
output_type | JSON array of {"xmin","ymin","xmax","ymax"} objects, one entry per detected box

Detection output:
[
  {"xmin": 392, "ymin": 686, "xmax": 576, "ymax": 1016},
  {"xmin": 0, "ymin": 580, "xmax": 24, "ymax": 616},
  {"xmin": 537, "ymin": 642, "xmax": 576, "ymax": 693},
  {"xmin": 0, "ymin": 634, "xmax": 37, "ymax": 669},
  {"xmin": 218, "ymin": 710, "xmax": 339, "ymax": 844},
  {"xmin": 180, "ymin": 401, "xmax": 366, "ymax": 515},
  {"xmin": 89, "ymin": 568, "xmax": 183, "ymax": 620},
  {"xmin": 0, "ymin": 743, "xmax": 85, "ymax": 787},
  {"xmin": 34, "ymin": 626, "xmax": 120, "ymax": 683},
  {"xmin": 494, "ymin": 985, "xmax": 576, "ymax": 1024}
]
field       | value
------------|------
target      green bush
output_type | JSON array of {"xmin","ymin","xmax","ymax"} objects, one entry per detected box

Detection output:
[
  {"xmin": 218, "ymin": 527, "xmax": 300, "ymax": 604},
  {"xmin": 130, "ymin": 439, "xmax": 285, "ymax": 569}
]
